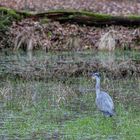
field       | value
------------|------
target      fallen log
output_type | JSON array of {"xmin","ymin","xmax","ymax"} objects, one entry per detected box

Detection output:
[
  {"xmin": 20, "ymin": 9, "xmax": 140, "ymax": 27},
  {"xmin": 1, "ymin": 7, "xmax": 140, "ymax": 27}
]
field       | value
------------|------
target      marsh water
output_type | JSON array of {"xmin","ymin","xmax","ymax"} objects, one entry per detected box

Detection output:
[{"xmin": 0, "ymin": 49, "xmax": 140, "ymax": 139}]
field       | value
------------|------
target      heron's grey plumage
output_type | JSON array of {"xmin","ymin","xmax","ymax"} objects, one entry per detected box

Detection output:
[{"xmin": 91, "ymin": 72, "xmax": 115, "ymax": 117}]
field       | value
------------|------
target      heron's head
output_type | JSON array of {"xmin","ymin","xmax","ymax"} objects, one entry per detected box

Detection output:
[{"xmin": 90, "ymin": 72, "xmax": 100, "ymax": 79}]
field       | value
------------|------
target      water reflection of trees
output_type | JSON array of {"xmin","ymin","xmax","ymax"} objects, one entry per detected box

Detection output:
[{"xmin": 0, "ymin": 50, "xmax": 140, "ymax": 80}]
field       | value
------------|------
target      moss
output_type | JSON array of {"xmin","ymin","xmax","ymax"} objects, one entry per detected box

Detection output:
[
  {"xmin": 79, "ymin": 10, "xmax": 113, "ymax": 20},
  {"xmin": 0, "ymin": 7, "xmax": 20, "ymax": 19},
  {"xmin": 45, "ymin": 9, "xmax": 113, "ymax": 20},
  {"xmin": 127, "ymin": 15, "xmax": 140, "ymax": 20},
  {"xmin": 16, "ymin": 10, "xmax": 33, "ymax": 17},
  {"xmin": 0, "ymin": 7, "xmax": 21, "ymax": 30},
  {"xmin": 0, "ymin": 7, "xmax": 33, "ymax": 31}
]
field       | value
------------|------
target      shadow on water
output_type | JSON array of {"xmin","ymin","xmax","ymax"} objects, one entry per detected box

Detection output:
[{"xmin": 0, "ymin": 49, "xmax": 140, "ymax": 139}]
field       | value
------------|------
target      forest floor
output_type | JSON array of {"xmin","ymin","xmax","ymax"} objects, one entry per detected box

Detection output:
[
  {"xmin": 1, "ymin": 0, "xmax": 140, "ymax": 16},
  {"xmin": 1, "ymin": 0, "xmax": 140, "ymax": 50}
]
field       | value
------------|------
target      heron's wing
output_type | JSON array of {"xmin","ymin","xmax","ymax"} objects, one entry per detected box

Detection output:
[{"xmin": 96, "ymin": 91, "xmax": 114, "ymax": 113}]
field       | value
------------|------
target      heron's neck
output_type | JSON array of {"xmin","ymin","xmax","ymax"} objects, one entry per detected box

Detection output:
[{"xmin": 95, "ymin": 77, "xmax": 101, "ymax": 97}]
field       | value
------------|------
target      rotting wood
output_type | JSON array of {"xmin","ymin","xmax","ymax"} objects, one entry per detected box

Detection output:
[{"xmin": 2, "ymin": 7, "xmax": 140, "ymax": 27}]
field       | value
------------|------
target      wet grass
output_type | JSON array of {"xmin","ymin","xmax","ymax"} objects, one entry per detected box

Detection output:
[
  {"xmin": 0, "ymin": 76, "xmax": 140, "ymax": 139},
  {"xmin": 0, "ymin": 50, "xmax": 140, "ymax": 139}
]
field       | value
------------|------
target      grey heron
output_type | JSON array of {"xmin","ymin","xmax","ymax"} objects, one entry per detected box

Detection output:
[{"xmin": 91, "ymin": 72, "xmax": 115, "ymax": 117}]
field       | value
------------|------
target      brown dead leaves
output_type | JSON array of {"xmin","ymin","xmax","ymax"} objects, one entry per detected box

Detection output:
[
  {"xmin": 1, "ymin": 0, "xmax": 140, "ymax": 16},
  {"xmin": 1, "ymin": 0, "xmax": 140, "ymax": 50},
  {"xmin": 8, "ymin": 18, "xmax": 140, "ymax": 51}
]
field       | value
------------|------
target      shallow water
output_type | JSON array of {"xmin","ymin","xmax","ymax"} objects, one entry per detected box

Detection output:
[{"xmin": 0, "ymin": 49, "xmax": 140, "ymax": 139}]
